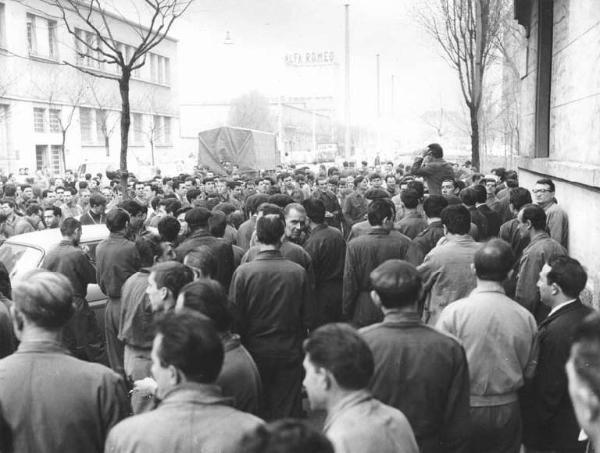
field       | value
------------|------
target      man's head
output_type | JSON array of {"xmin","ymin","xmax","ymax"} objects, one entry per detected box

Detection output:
[
  {"xmin": 21, "ymin": 184, "xmax": 34, "ymax": 201},
  {"xmin": 63, "ymin": 187, "xmax": 76, "ymax": 205},
  {"xmin": 441, "ymin": 205, "xmax": 471, "ymax": 235},
  {"xmin": 302, "ymin": 198, "xmax": 326, "ymax": 225},
  {"xmin": 256, "ymin": 210, "xmax": 286, "ymax": 246},
  {"xmin": 509, "ymin": 187, "xmax": 532, "ymax": 215},
  {"xmin": 118, "ymin": 200, "xmax": 148, "ymax": 231},
  {"xmin": 567, "ymin": 312, "xmax": 600, "ymax": 440},
  {"xmin": 367, "ymin": 198, "xmax": 394, "ymax": 227},
  {"xmin": 135, "ymin": 234, "xmax": 175, "ymax": 268},
  {"xmin": 400, "ymin": 189, "xmax": 419, "ymax": 211},
  {"xmin": 370, "ymin": 260, "xmax": 422, "ymax": 311},
  {"xmin": 105, "ymin": 208, "xmax": 130, "ymax": 233},
  {"xmin": 89, "ymin": 193, "xmax": 107, "ymax": 216},
  {"xmin": 473, "ymin": 239, "xmax": 514, "ymax": 282},
  {"xmin": 441, "ymin": 179, "xmax": 458, "ymax": 197},
  {"xmin": 533, "ymin": 178, "xmax": 556, "ymax": 205},
  {"xmin": 241, "ymin": 420, "xmax": 334, "ymax": 453},
  {"xmin": 517, "ymin": 203, "xmax": 546, "ymax": 236},
  {"xmin": 135, "ymin": 181, "xmax": 145, "ymax": 199},
  {"xmin": 41, "ymin": 189, "xmax": 56, "ymax": 205},
  {"xmin": 284, "ymin": 203, "xmax": 307, "ymax": 243},
  {"xmin": 303, "ymin": 324, "xmax": 374, "ymax": 410},
  {"xmin": 183, "ymin": 246, "xmax": 218, "ymax": 279},
  {"xmin": 483, "ymin": 177, "xmax": 497, "ymax": 195},
  {"xmin": 151, "ymin": 311, "xmax": 224, "ymax": 396},
  {"xmin": 176, "ymin": 278, "xmax": 232, "ymax": 333},
  {"xmin": 25, "ymin": 204, "xmax": 42, "ymax": 224},
  {"xmin": 423, "ymin": 195, "xmax": 448, "ymax": 220},
  {"xmin": 426, "ymin": 143, "xmax": 443, "ymax": 159},
  {"xmin": 538, "ymin": 256, "xmax": 587, "ymax": 308},
  {"xmin": 146, "ymin": 262, "xmax": 195, "ymax": 313},
  {"xmin": 158, "ymin": 216, "xmax": 181, "ymax": 243},
  {"xmin": 43, "ymin": 206, "xmax": 62, "ymax": 228},
  {"xmin": 0, "ymin": 199, "xmax": 14, "ymax": 217},
  {"xmin": 11, "ymin": 270, "xmax": 74, "ymax": 337},
  {"xmin": 184, "ymin": 207, "xmax": 212, "ymax": 232},
  {"xmin": 60, "ymin": 217, "xmax": 83, "ymax": 245}
]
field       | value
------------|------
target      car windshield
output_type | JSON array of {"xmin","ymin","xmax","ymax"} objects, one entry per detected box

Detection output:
[{"xmin": 0, "ymin": 243, "xmax": 43, "ymax": 280}]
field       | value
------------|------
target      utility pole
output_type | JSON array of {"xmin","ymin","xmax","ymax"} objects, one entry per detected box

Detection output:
[{"xmin": 344, "ymin": 3, "xmax": 351, "ymax": 158}]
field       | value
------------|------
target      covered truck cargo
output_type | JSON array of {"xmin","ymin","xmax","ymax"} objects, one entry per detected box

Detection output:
[{"xmin": 198, "ymin": 126, "xmax": 280, "ymax": 175}]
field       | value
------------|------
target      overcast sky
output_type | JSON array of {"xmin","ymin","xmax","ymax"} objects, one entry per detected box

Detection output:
[{"xmin": 175, "ymin": 0, "xmax": 464, "ymax": 126}]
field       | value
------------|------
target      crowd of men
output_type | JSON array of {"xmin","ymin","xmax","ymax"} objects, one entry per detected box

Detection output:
[{"xmin": 0, "ymin": 142, "xmax": 598, "ymax": 453}]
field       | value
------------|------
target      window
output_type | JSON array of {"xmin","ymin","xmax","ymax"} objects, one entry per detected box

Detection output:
[
  {"xmin": 33, "ymin": 107, "xmax": 46, "ymax": 133},
  {"xmin": 75, "ymin": 28, "xmax": 102, "ymax": 69},
  {"xmin": 96, "ymin": 110, "xmax": 105, "ymax": 143},
  {"xmin": 26, "ymin": 14, "xmax": 57, "ymax": 59},
  {"xmin": 49, "ymin": 109, "xmax": 61, "ymax": 132},
  {"xmin": 148, "ymin": 54, "xmax": 170, "ymax": 85},
  {"xmin": 153, "ymin": 116, "xmax": 172, "ymax": 145},
  {"xmin": 35, "ymin": 144, "xmax": 48, "ymax": 170},
  {"xmin": 131, "ymin": 113, "xmax": 143, "ymax": 144},
  {"xmin": 50, "ymin": 145, "xmax": 63, "ymax": 174},
  {"xmin": 80, "ymin": 107, "xmax": 92, "ymax": 143},
  {"xmin": 0, "ymin": 3, "xmax": 6, "ymax": 49},
  {"xmin": 163, "ymin": 116, "xmax": 171, "ymax": 144},
  {"xmin": 535, "ymin": 0, "xmax": 553, "ymax": 158}
]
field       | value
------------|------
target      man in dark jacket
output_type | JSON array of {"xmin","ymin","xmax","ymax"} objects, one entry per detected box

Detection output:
[
  {"xmin": 343, "ymin": 198, "xmax": 419, "ymax": 327},
  {"xmin": 410, "ymin": 143, "xmax": 455, "ymax": 196},
  {"xmin": 303, "ymin": 198, "xmax": 345, "ymax": 325},
  {"xmin": 229, "ymin": 209, "xmax": 315, "ymax": 420},
  {"xmin": 412, "ymin": 195, "xmax": 449, "ymax": 264},
  {"xmin": 43, "ymin": 217, "xmax": 103, "ymax": 362},
  {"xmin": 473, "ymin": 184, "xmax": 501, "ymax": 238},
  {"xmin": 175, "ymin": 207, "xmax": 234, "ymax": 289},
  {"xmin": 96, "ymin": 208, "xmax": 141, "ymax": 375},
  {"xmin": 522, "ymin": 256, "xmax": 593, "ymax": 453},
  {"xmin": 460, "ymin": 187, "xmax": 488, "ymax": 241},
  {"xmin": 362, "ymin": 260, "xmax": 470, "ymax": 453}
]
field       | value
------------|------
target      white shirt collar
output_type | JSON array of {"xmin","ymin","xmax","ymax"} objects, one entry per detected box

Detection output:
[{"xmin": 548, "ymin": 299, "xmax": 577, "ymax": 317}]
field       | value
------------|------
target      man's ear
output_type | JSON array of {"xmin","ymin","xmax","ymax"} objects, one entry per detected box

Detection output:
[
  {"xmin": 370, "ymin": 290, "xmax": 382, "ymax": 309},
  {"xmin": 443, "ymin": 225, "xmax": 448, "ymax": 236}
]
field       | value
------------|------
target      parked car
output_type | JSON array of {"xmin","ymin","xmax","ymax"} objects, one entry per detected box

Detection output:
[{"xmin": 0, "ymin": 224, "xmax": 109, "ymax": 330}]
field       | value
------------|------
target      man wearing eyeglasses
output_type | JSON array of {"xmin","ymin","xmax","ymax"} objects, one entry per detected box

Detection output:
[{"xmin": 532, "ymin": 178, "xmax": 569, "ymax": 250}]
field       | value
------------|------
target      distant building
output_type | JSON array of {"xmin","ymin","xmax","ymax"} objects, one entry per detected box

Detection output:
[
  {"xmin": 0, "ymin": 0, "xmax": 179, "ymax": 177},
  {"xmin": 513, "ymin": 0, "xmax": 600, "ymax": 305}
]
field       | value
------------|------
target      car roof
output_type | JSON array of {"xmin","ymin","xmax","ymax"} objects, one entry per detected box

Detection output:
[{"xmin": 4, "ymin": 224, "xmax": 109, "ymax": 250}]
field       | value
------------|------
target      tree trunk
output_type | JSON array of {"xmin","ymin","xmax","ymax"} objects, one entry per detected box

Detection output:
[
  {"xmin": 470, "ymin": 106, "xmax": 480, "ymax": 171},
  {"xmin": 104, "ymin": 133, "xmax": 110, "ymax": 158},
  {"xmin": 119, "ymin": 70, "xmax": 131, "ymax": 197},
  {"xmin": 61, "ymin": 130, "xmax": 67, "ymax": 173}
]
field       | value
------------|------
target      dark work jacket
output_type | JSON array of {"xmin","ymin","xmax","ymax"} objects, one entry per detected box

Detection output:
[
  {"xmin": 410, "ymin": 157, "xmax": 455, "ymax": 196},
  {"xmin": 229, "ymin": 250, "xmax": 315, "ymax": 359},
  {"xmin": 467, "ymin": 205, "xmax": 488, "ymax": 241},
  {"xmin": 412, "ymin": 220, "xmax": 445, "ymax": 264},
  {"xmin": 303, "ymin": 224, "xmax": 346, "ymax": 324},
  {"xmin": 361, "ymin": 312, "xmax": 471, "ymax": 453},
  {"xmin": 522, "ymin": 300, "xmax": 592, "ymax": 452},
  {"xmin": 395, "ymin": 211, "xmax": 428, "ymax": 240},
  {"xmin": 237, "ymin": 216, "xmax": 257, "ymax": 252},
  {"xmin": 499, "ymin": 218, "xmax": 530, "ymax": 298},
  {"xmin": 343, "ymin": 227, "xmax": 419, "ymax": 327},
  {"xmin": 43, "ymin": 240, "xmax": 96, "ymax": 300},
  {"xmin": 176, "ymin": 229, "xmax": 234, "ymax": 289},
  {"xmin": 477, "ymin": 204, "xmax": 501, "ymax": 238},
  {"xmin": 96, "ymin": 232, "xmax": 141, "ymax": 299}
]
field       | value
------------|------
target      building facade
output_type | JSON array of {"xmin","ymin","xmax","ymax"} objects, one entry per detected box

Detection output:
[
  {"xmin": 0, "ymin": 0, "xmax": 179, "ymax": 178},
  {"xmin": 513, "ymin": 0, "xmax": 600, "ymax": 305}
]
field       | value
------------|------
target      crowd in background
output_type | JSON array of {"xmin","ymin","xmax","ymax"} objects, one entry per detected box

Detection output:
[{"xmin": 0, "ymin": 142, "xmax": 598, "ymax": 453}]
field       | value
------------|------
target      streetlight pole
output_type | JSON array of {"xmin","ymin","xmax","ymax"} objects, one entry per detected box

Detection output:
[{"xmin": 344, "ymin": 3, "xmax": 351, "ymax": 159}]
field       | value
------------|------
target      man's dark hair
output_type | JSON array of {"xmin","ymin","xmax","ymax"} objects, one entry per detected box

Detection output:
[
  {"xmin": 546, "ymin": 256, "xmax": 587, "ymax": 299},
  {"xmin": 354, "ymin": 175, "xmax": 365, "ymax": 186},
  {"xmin": 246, "ymin": 194, "xmax": 270, "ymax": 216},
  {"xmin": 400, "ymin": 189, "xmax": 419, "ymax": 210},
  {"xmin": 474, "ymin": 239, "xmax": 514, "ymax": 281},
  {"xmin": 118, "ymin": 199, "xmax": 147, "ymax": 217},
  {"xmin": 240, "ymin": 420, "xmax": 334, "ymax": 453},
  {"xmin": 13, "ymin": 270, "xmax": 74, "ymax": 329},
  {"xmin": 303, "ymin": 323, "xmax": 374, "ymax": 391},
  {"xmin": 65, "ymin": 186, "xmax": 77, "ymax": 196},
  {"xmin": 208, "ymin": 210, "xmax": 227, "ymax": 238},
  {"xmin": 78, "ymin": 181, "xmax": 89, "ymax": 190},
  {"xmin": 3, "ymin": 184, "xmax": 16, "ymax": 197},
  {"xmin": 427, "ymin": 143, "xmax": 443, "ymax": 158},
  {"xmin": 365, "ymin": 188, "xmax": 390, "ymax": 201},
  {"xmin": 492, "ymin": 167, "xmax": 507, "ymax": 181},
  {"xmin": 509, "ymin": 187, "xmax": 532, "ymax": 211},
  {"xmin": 185, "ymin": 207, "xmax": 212, "ymax": 229},
  {"xmin": 44, "ymin": 205, "xmax": 61, "ymax": 218},
  {"xmin": 213, "ymin": 202, "xmax": 237, "ymax": 216},
  {"xmin": 89, "ymin": 193, "xmax": 107, "ymax": 208},
  {"xmin": 186, "ymin": 189, "xmax": 202, "ymax": 203},
  {"xmin": 256, "ymin": 213, "xmax": 285, "ymax": 245},
  {"xmin": 0, "ymin": 199, "xmax": 14, "ymax": 209},
  {"xmin": 472, "ymin": 184, "xmax": 487, "ymax": 204},
  {"xmin": 441, "ymin": 205, "xmax": 471, "ymax": 235},
  {"xmin": 571, "ymin": 312, "xmax": 600, "ymax": 400},
  {"xmin": 257, "ymin": 203, "xmax": 283, "ymax": 217},
  {"xmin": 105, "ymin": 208, "xmax": 130, "ymax": 232},
  {"xmin": 184, "ymin": 246, "xmax": 218, "ymax": 279},
  {"xmin": 25, "ymin": 204, "xmax": 41, "ymax": 217},
  {"xmin": 370, "ymin": 260, "xmax": 422, "ymax": 309},
  {"xmin": 269, "ymin": 194, "xmax": 294, "ymax": 209},
  {"xmin": 302, "ymin": 198, "xmax": 326, "ymax": 224},
  {"xmin": 0, "ymin": 262, "xmax": 11, "ymax": 299},
  {"xmin": 536, "ymin": 178, "xmax": 555, "ymax": 192},
  {"xmin": 158, "ymin": 217, "xmax": 181, "ymax": 243},
  {"xmin": 459, "ymin": 187, "xmax": 477, "ymax": 207},
  {"xmin": 135, "ymin": 235, "xmax": 164, "ymax": 268},
  {"xmin": 367, "ymin": 198, "xmax": 394, "ymax": 226},
  {"xmin": 423, "ymin": 195, "xmax": 448, "ymax": 218},
  {"xmin": 41, "ymin": 189, "xmax": 54, "ymax": 199},
  {"xmin": 406, "ymin": 180, "xmax": 424, "ymax": 199},
  {"xmin": 155, "ymin": 311, "xmax": 224, "ymax": 384},
  {"xmin": 151, "ymin": 261, "xmax": 194, "ymax": 300},
  {"xmin": 164, "ymin": 198, "xmax": 182, "ymax": 215},
  {"xmin": 442, "ymin": 178, "xmax": 457, "ymax": 189},
  {"xmin": 520, "ymin": 204, "xmax": 546, "ymax": 231},
  {"xmin": 179, "ymin": 279, "xmax": 232, "ymax": 332},
  {"xmin": 60, "ymin": 217, "xmax": 81, "ymax": 237}
]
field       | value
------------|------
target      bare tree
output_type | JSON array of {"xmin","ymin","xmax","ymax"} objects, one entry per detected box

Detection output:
[
  {"xmin": 228, "ymin": 91, "xmax": 275, "ymax": 132},
  {"xmin": 417, "ymin": 0, "xmax": 507, "ymax": 170},
  {"xmin": 45, "ymin": 0, "xmax": 192, "ymax": 191},
  {"xmin": 85, "ymin": 77, "xmax": 119, "ymax": 158}
]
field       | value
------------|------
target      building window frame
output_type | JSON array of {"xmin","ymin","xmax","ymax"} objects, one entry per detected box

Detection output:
[{"xmin": 534, "ymin": 0, "xmax": 553, "ymax": 158}]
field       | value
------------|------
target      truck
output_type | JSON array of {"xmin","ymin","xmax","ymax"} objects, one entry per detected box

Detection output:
[{"xmin": 197, "ymin": 126, "xmax": 280, "ymax": 175}]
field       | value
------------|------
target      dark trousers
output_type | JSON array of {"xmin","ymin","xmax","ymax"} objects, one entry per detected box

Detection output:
[
  {"xmin": 105, "ymin": 298, "xmax": 125, "ymax": 376},
  {"xmin": 252, "ymin": 354, "xmax": 304, "ymax": 421},
  {"xmin": 470, "ymin": 401, "xmax": 522, "ymax": 453},
  {"xmin": 63, "ymin": 296, "xmax": 105, "ymax": 364}
]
